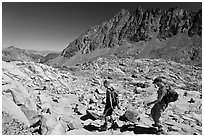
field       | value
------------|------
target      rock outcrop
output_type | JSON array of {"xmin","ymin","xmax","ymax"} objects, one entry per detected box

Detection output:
[{"xmin": 49, "ymin": 7, "xmax": 201, "ymax": 67}]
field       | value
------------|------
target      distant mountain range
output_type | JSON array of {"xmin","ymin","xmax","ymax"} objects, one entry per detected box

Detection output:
[
  {"xmin": 2, "ymin": 46, "xmax": 60, "ymax": 62},
  {"xmin": 47, "ymin": 7, "xmax": 201, "ymax": 67},
  {"xmin": 3, "ymin": 7, "xmax": 201, "ymax": 67}
]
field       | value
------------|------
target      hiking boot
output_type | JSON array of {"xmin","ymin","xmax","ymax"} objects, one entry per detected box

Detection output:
[
  {"xmin": 152, "ymin": 123, "xmax": 162, "ymax": 128},
  {"xmin": 110, "ymin": 122, "xmax": 119, "ymax": 130},
  {"xmin": 156, "ymin": 128, "xmax": 166, "ymax": 135},
  {"xmin": 100, "ymin": 123, "xmax": 107, "ymax": 131}
]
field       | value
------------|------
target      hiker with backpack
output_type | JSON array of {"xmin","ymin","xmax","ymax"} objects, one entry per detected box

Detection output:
[
  {"xmin": 146, "ymin": 77, "xmax": 178, "ymax": 132},
  {"xmin": 100, "ymin": 80, "xmax": 119, "ymax": 130}
]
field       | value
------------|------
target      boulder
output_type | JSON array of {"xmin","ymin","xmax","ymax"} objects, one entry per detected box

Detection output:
[
  {"xmin": 124, "ymin": 110, "xmax": 139, "ymax": 123},
  {"xmin": 2, "ymin": 81, "xmax": 34, "ymax": 110},
  {"xmin": 19, "ymin": 104, "xmax": 40, "ymax": 125},
  {"xmin": 2, "ymin": 95, "xmax": 30, "ymax": 127},
  {"xmin": 50, "ymin": 122, "xmax": 66, "ymax": 135},
  {"xmin": 44, "ymin": 115, "xmax": 58, "ymax": 130}
]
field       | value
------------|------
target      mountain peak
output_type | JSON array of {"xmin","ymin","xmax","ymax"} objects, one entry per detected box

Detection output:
[
  {"xmin": 48, "ymin": 7, "xmax": 202, "ymax": 67},
  {"xmin": 118, "ymin": 8, "xmax": 130, "ymax": 15},
  {"xmin": 7, "ymin": 46, "xmax": 18, "ymax": 49}
]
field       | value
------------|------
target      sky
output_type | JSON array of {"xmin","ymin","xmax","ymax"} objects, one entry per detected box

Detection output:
[{"xmin": 2, "ymin": 2, "xmax": 202, "ymax": 51}]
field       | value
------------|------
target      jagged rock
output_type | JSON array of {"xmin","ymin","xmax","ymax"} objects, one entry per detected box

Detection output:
[
  {"xmin": 49, "ymin": 7, "xmax": 201, "ymax": 67},
  {"xmin": 188, "ymin": 9, "xmax": 202, "ymax": 37},
  {"xmin": 2, "ymin": 96, "xmax": 30, "ymax": 127}
]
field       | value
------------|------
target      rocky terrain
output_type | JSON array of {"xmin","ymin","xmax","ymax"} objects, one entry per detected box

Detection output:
[
  {"xmin": 2, "ymin": 6, "xmax": 202, "ymax": 135},
  {"xmin": 48, "ymin": 7, "xmax": 202, "ymax": 67},
  {"xmin": 2, "ymin": 55, "xmax": 202, "ymax": 135}
]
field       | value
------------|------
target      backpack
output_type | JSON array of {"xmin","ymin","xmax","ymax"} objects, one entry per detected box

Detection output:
[
  {"xmin": 162, "ymin": 86, "xmax": 179, "ymax": 103},
  {"xmin": 109, "ymin": 88, "xmax": 119, "ymax": 107}
]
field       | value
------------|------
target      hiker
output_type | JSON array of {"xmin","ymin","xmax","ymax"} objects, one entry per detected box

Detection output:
[
  {"xmin": 146, "ymin": 77, "xmax": 169, "ymax": 131},
  {"xmin": 101, "ymin": 80, "xmax": 119, "ymax": 130}
]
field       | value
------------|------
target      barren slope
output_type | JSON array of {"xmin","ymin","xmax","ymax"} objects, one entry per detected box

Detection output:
[{"xmin": 2, "ymin": 56, "xmax": 202, "ymax": 135}]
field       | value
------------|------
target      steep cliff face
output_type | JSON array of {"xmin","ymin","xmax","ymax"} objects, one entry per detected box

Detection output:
[{"xmin": 50, "ymin": 7, "xmax": 201, "ymax": 66}]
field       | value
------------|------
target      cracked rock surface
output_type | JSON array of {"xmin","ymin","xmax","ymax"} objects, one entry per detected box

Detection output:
[{"xmin": 2, "ymin": 56, "xmax": 202, "ymax": 135}]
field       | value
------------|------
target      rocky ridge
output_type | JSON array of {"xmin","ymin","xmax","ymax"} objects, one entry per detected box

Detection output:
[
  {"xmin": 2, "ymin": 46, "xmax": 60, "ymax": 63},
  {"xmin": 2, "ymin": 46, "xmax": 44, "ymax": 62},
  {"xmin": 49, "ymin": 7, "xmax": 201, "ymax": 67},
  {"xmin": 2, "ymin": 55, "xmax": 202, "ymax": 135}
]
